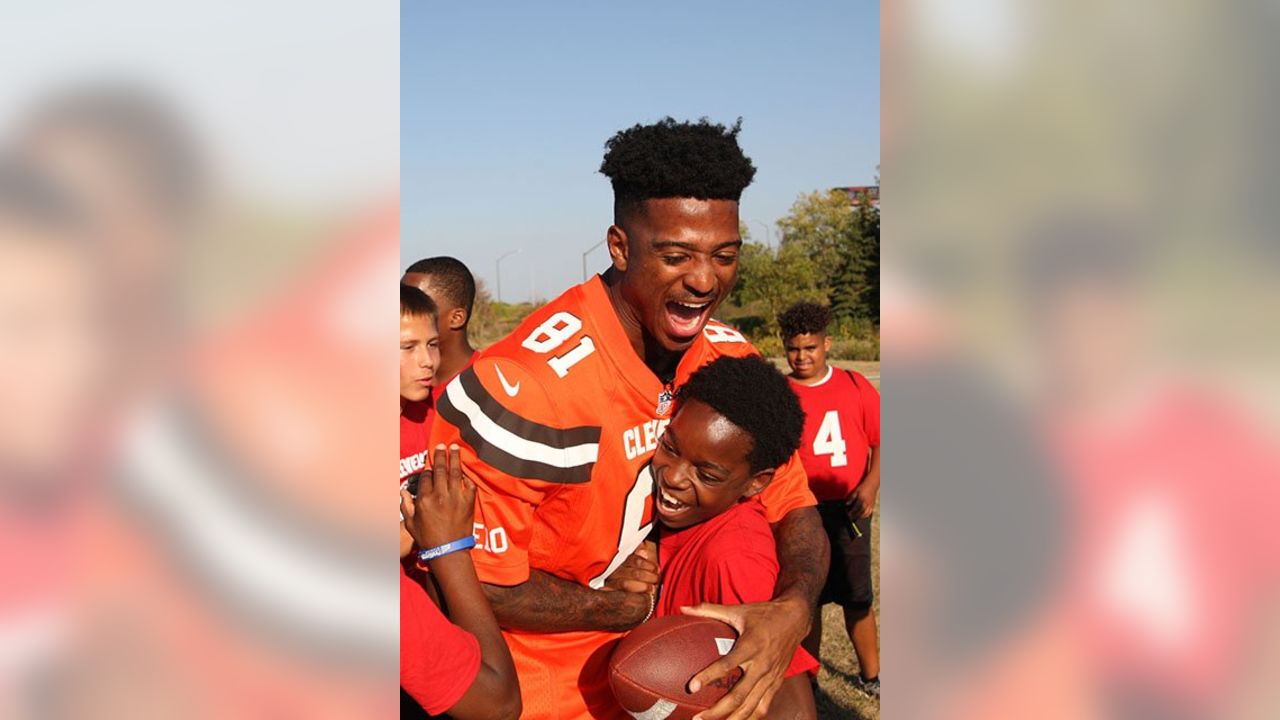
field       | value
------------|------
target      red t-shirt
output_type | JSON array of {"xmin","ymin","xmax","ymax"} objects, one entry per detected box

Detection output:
[
  {"xmin": 657, "ymin": 499, "xmax": 819, "ymax": 677},
  {"xmin": 790, "ymin": 367, "xmax": 881, "ymax": 502},
  {"xmin": 400, "ymin": 567, "xmax": 480, "ymax": 715},
  {"xmin": 400, "ymin": 398, "xmax": 433, "ymax": 485}
]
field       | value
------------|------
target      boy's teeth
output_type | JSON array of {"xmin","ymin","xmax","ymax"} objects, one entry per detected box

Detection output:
[{"xmin": 659, "ymin": 489, "xmax": 686, "ymax": 509}]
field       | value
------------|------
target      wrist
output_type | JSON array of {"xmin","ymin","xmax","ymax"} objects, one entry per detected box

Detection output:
[
  {"xmin": 417, "ymin": 534, "xmax": 476, "ymax": 563},
  {"xmin": 617, "ymin": 590, "xmax": 655, "ymax": 630}
]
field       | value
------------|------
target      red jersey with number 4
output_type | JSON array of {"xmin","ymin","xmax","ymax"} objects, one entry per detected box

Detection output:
[
  {"xmin": 429, "ymin": 276, "xmax": 816, "ymax": 720},
  {"xmin": 790, "ymin": 367, "xmax": 881, "ymax": 502}
]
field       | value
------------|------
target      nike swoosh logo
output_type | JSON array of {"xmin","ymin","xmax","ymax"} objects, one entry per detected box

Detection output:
[{"xmin": 494, "ymin": 364, "xmax": 521, "ymax": 397}]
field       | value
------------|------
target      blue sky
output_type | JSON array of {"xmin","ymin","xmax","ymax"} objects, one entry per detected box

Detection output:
[{"xmin": 402, "ymin": 0, "xmax": 879, "ymax": 302}]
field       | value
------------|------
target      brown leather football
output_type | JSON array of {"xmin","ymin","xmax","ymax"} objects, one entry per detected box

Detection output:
[{"xmin": 609, "ymin": 615, "xmax": 743, "ymax": 720}]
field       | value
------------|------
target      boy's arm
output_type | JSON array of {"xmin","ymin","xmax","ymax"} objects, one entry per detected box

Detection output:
[
  {"xmin": 850, "ymin": 445, "xmax": 880, "ymax": 520},
  {"xmin": 428, "ymin": 553, "xmax": 522, "ymax": 720},
  {"xmin": 399, "ymin": 448, "xmax": 520, "ymax": 720}
]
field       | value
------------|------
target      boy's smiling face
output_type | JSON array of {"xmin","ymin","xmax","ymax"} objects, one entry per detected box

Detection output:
[
  {"xmin": 652, "ymin": 398, "xmax": 774, "ymax": 530},
  {"xmin": 399, "ymin": 312, "xmax": 438, "ymax": 402}
]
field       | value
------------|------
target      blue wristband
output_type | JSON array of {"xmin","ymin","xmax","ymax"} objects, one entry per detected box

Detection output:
[{"xmin": 417, "ymin": 535, "xmax": 477, "ymax": 563}]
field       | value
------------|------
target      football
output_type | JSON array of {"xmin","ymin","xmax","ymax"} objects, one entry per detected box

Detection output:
[{"xmin": 609, "ymin": 615, "xmax": 743, "ymax": 720}]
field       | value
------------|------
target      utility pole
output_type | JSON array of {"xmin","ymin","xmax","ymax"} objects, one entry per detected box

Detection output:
[
  {"xmin": 496, "ymin": 249, "xmax": 520, "ymax": 303},
  {"xmin": 581, "ymin": 239, "xmax": 606, "ymax": 281}
]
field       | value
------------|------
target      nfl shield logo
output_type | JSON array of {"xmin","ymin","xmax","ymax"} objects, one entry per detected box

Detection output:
[{"xmin": 656, "ymin": 388, "xmax": 674, "ymax": 417}]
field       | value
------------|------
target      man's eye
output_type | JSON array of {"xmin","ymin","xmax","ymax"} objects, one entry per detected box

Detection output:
[
  {"xmin": 714, "ymin": 254, "xmax": 738, "ymax": 265},
  {"xmin": 662, "ymin": 255, "xmax": 686, "ymax": 265}
]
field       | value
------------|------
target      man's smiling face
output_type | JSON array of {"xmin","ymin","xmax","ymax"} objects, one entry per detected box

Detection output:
[{"xmin": 612, "ymin": 197, "xmax": 741, "ymax": 354}]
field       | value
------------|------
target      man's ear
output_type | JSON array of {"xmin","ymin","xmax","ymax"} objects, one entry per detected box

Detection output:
[
  {"xmin": 606, "ymin": 225, "xmax": 629, "ymax": 273},
  {"xmin": 448, "ymin": 307, "xmax": 467, "ymax": 332},
  {"xmin": 743, "ymin": 469, "xmax": 775, "ymax": 499}
]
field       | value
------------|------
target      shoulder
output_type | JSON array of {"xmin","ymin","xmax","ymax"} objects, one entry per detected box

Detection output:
[
  {"xmin": 840, "ymin": 367, "xmax": 880, "ymax": 399},
  {"xmin": 697, "ymin": 502, "xmax": 778, "ymax": 565},
  {"xmin": 691, "ymin": 503, "xmax": 780, "ymax": 600},
  {"xmin": 699, "ymin": 320, "xmax": 757, "ymax": 358},
  {"xmin": 480, "ymin": 285, "xmax": 606, "ymax": 388}
]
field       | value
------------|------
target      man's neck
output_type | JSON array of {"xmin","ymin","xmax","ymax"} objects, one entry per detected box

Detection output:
[{"xmin": 601, "ymin": 268, "xmax": 682, "ymax": 381}]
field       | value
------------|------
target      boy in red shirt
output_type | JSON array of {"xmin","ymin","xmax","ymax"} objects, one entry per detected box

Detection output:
[
  {"xmin": 400, "ymin": 444, "xmax": 521, "ymax": 720},
  {"xmin": 401, "ymin": 256, "xmax": 478, "ymax": 391},
  {"xmin": 649, "ymin": 356, "xmax": 818, "ymax": 719},
  {"xmin": 400, "ymin": 284, "xmax": 440, "ymax": 559},
  {"xmin": 779, "ymin": 303, "xmax": 881, "ymax": 698}
]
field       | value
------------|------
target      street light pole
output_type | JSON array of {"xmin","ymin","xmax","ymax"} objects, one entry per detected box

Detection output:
[
  {"xmin": 496, "ymin": 249, "xmax": 520, "ymax": 304},
  {"xmin": 582, "ymin": 239, "xmax": 606, "ymax": 281}
]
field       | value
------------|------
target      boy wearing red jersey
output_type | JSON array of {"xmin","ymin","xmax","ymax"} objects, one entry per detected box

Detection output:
[
  {"xmin": 780, "ymin": 303, "xmax": 881, "ymax": 698},
  {"xmin": 400, "ymin": 284, "xmax": 438, "ymax": 557},
  {"xmin": 402, "ymin": 256, "xmax": 478, "ymax": 390},
  {"xmin": 649, "ymin": 356, "xmax": 818, "ymax": 720}
]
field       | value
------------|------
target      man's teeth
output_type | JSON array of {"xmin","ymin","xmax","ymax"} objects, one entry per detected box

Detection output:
[{"xmin": 674, "ymin": 301, "xmax": 708, "ymax": 311}]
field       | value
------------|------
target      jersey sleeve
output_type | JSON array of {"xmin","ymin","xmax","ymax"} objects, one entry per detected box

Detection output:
[
  {"xmin": 853, "ymin": 371, "xmax": 881, "ymax": 448},
  {"xmin": 400, "ymin": 570, "xmax": 480, "ymax": 715},
  {"xmin": 429, "ymin": 355, "xmax": 602, "ymax": 586},
  {"xmin": 758, "ymin": 450, "xmax": 817, "ymax": 523}
]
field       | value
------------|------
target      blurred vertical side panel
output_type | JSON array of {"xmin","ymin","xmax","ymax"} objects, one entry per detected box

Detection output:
[
  {"xmin": 0, "ymin": 2, "xmax": 398, "ymax": 718},
  {"xmin": 886, "ymin": 0, "xmax": 1280, "ymax": 718}
]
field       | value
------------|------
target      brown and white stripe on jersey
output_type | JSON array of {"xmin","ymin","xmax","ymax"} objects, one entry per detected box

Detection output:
[{"xmin": 436, "ymin": 366, "xmax": 601, "ymax": 484}]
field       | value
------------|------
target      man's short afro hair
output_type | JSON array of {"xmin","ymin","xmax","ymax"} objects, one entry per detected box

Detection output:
[
  {"xmin": 599, "ymin": 117, "xmax": 757, "ymax": 205},
  {"xmin": 677, "ymin": 355, "xmax": 805, "ymax": 474},
  {"xmin": 778, "ymin": 302, "xmax": 833, "ymax": 340}
]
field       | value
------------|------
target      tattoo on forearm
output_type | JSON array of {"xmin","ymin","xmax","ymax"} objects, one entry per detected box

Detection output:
[
  {"xmin": 774, "ymin": 507, "xmax": 829, "ymax": 607},
  {"xmin": 484, "ymin": 570, "xmax": 648, "ymax": 633}
]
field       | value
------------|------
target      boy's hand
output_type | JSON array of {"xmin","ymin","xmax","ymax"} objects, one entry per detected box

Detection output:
[
  {"xmin": 603, "ymin": 540, "xmax": 659, "ymax": 594},
  {"xmin": 681, "ymin": 597, "xmax": 809, "ymax": 720},
  {"xmin": 847, "ymin": 477, "xmax": 879, "ymax": 521},
  {"xmin": 399, "ymin": 444, "xmax": 476, "ymax": 549}
]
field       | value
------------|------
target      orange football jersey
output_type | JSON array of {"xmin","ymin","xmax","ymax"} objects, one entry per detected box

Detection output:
[{"xmin": 428, "ymin": 276, "xmax": 815, "ymax": 720}]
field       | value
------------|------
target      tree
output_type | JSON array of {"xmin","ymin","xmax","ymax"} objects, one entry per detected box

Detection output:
[
  {"xmin": 776, "ymin": 188, "xmax": 879, "ymax": 323},
  {"xmin": 734, "ymin": 240, "xmax": 827, "ymax": 335}
]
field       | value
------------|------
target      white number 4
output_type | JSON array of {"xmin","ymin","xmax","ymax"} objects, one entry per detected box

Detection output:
[{"xmin": 814, "ymin": 410, "xmax": 848, "ymax": 467}]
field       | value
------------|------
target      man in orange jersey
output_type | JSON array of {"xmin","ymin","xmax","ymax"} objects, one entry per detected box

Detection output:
[{"xmin": 430, "ymin": 118, "xmax": 828, "ymax": 720}]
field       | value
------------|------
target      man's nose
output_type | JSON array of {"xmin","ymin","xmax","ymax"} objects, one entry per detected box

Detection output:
[{"xmin": 684, "ymin": 257, "xmax": 715, "ymax": 297}]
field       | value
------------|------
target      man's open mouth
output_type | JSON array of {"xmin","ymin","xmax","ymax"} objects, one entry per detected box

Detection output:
[{"xmin": 664, "ymin": 299, "xmax": 712, "ymax": 339}]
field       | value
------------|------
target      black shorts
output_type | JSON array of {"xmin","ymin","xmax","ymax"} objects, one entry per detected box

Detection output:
[{"xmin": 817, "ymin": 500, "xmax": 874, "ymax": 611}]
